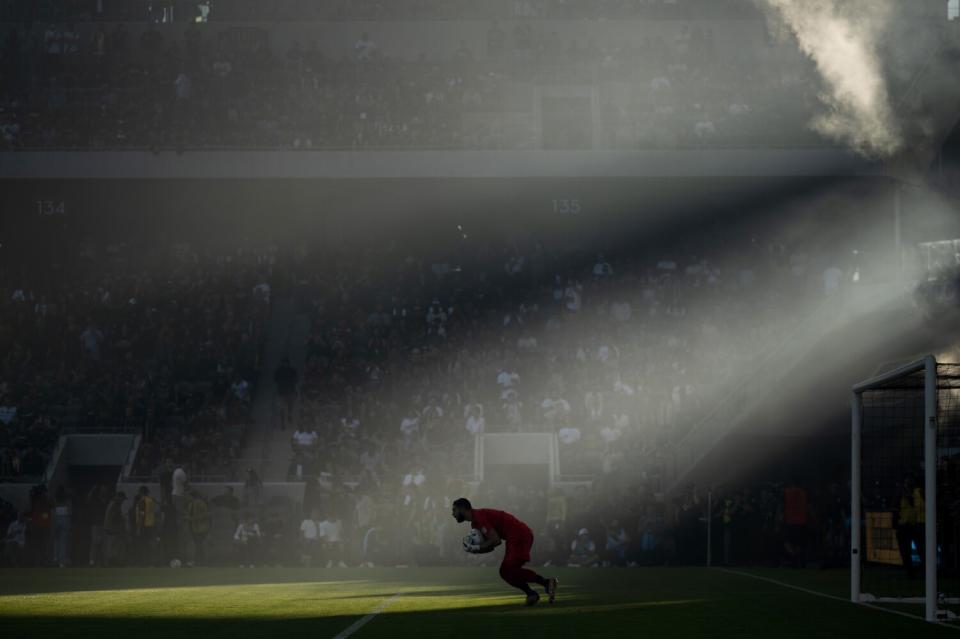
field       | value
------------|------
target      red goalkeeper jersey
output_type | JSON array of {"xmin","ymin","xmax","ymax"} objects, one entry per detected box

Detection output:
[{"xmin": 471, "ymin": 508, "xmax": 532, "ymax": 542}]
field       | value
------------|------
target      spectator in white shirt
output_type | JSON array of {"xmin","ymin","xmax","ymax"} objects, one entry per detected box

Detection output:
[
  {"xmin": 425, "ymin": 301, "xmax": 447, "ymax": 334},
  {"xmin": 504, "ymin": 254, "xmax": 525, "ymax": 276},
  {"xmin": 542, "ymin": 397, "xmax": 571, "ymax": 424},
  {"xmin": 497, "ymin": 370, "xmax": 519, "ymax": 388},
  {"xmin": 80, "ymin": 324, "xmax": 104, "ymax": 360},
  {"xmin": 403, "ymin": 469, "xmax": 427, "ymax": 488},
  {"xmin": 0, "ymin": 397, "xmax": 16, "ymax": 425},
  {"xmin": 171, "ymin": 465, "xmax": 188, "ymax": 509},
  {"xmin": 613, "ymin": 379, "xmax": 635, "ymax": 396},
  {"xmin": 464, "ymin": 403, "xmax": 485, "ymax": 435},
  {"xmin": 694, "ymin": 116, "xmax": 715, "ymax": 139},
  {"xmin": 318, "ymin": 515, "xmax": 347, "ymax": 568},
  {"xmin": 593, "ymin": 254, "xmax": 613, "ymax": 277},
  {"xmin": 292, "ymin": 429, "xmax": 318, "ymax": 451},
  {"xmin": 610, "ymin": 300, "xmax": 632, "ymax": 323},
  {"xmin": 234, "ymin": 512, "xmax": 262, "ymax": 567},
  {"xmin": 252, "ymin": 281, "xmax": 270, "ymax": 303},
  {"xmin": 558, "ymin": 427, "xmax": 582, "ymax": 445},
  {"xmin": 299, "ymin": 508, "xmax": 321, "ymax": 566},
  {"xmin": 517, "ymin": 334, "xmax": 538, "ymax": 350},
  {"xmin": 354, "ymin": 32, "xmax": 377, "ymax": 61},
  {"xmin": 584, "ymin": 391, "xmax": 604, "ymax": 422},
  {"xmin": 196, "ymin": 1, "xmax": 211, "ymax": 22},
  {"xmin": 564, "ymin": 281, "xmax": 582, "ymax": 312},
  {"xmin": 823, "ymin": 266, "xmax": 843, "ymax": 296},
  {"xmin": 596, "ymin": 344, "xmax": 615, "ymax": 364},
  {"xmin": 400, "ymin": 414, "xmax": 419, "ymax": 437},
  {"xmin": 4, "ymin": 512, "xmax": 27, "ymax": 566},
  {"xmin": 230, "ymin": 377, "xmax": 250, "ymax": 402},
  {"xmin": 174, "ymin": 72, "xmax": 192, "ymax": 101}
]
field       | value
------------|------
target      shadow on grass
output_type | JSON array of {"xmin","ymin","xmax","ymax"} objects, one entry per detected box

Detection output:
[
  {"xmin": 1, "ymin": 594, "xmax": 953, "ymax": 638},
  {"xmin": 0, "ymin": 599, "xmax": 712, "ymax": 639}
]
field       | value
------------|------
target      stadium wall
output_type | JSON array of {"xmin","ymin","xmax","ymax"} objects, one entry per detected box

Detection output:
[
  {"xmin": 114, "ymin": 482, "xmax": 305, "ymax": 516},
  {"xmin": 0, "ymin": 150, "xmax": 882, "ymax": 179}
]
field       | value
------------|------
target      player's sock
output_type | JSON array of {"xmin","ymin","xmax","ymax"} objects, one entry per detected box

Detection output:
[
  {"xmin": 521, "ymin": 584, "xmax": 537, "ymax": 596},
  {"xmin": 532, "ymin": 575, "xmax": 549, "ymax": 590}
]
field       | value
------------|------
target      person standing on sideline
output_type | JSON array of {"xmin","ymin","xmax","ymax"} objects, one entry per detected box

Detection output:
[
  {"xmin": 160, "ymin": 495, "xmax": 180, "ymax": 565},
  {"xmin": 783, "ymin": 480, "xmax": 809, "ymax": 568},
  {"xmin": 28, "ymin": 484, "xmax": 53, "ymax": 566},
  {"xmin": 133, "ymin": 486, "xmax": 159, "ymax": 565},
  {"xmin": 895, "ymin": 477, "xmax": 925, "ymax": 578},
  {"xmin": 186, "ymin": 490, "xmax": 210, "ymax": 566},
  {"xmin": 171, "ymin": 464, "xmax": 188, "ymax": 512},
  {"xmin": 103, "ymin": 491, "xmax": 127, "ymax": 566},
  {"xmin": 52, "ymin": 485, "xmax": 72, "ymax": 567},
  {"xmin": 86, "ymin": 485, "xmax": 110, "ymax": 566},
  {"xmin": 234, "ymin": 512, "xmax": 262, "ymax": 567},
  {"xmin": 243, "ymin": 469, "xmax": 263, "ymax": 508},
  {"xmin": 273, "ymin": 357, "xmax": 299, "ymax": 431},
  {"xmin": 4, "ymin": 511, "xmax": 27, "ymax": 565},
  {"xmin": 171, "ymin": 464, "xmax": 188, "ymax": 559}
]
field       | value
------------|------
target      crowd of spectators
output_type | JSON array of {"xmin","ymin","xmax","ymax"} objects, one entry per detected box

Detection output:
[
  {"xmin": 0, "ymin": 233, "xmax": 272, "ymax": 482},
  {"xmin": 0, "ymin": 204, "xmax": 869, "ymax": 570},
  {"xmin": 0, "ymin": 1, "xmax": 759, "ymax": 24},
  {"xmin": 263, "ymin": 218, "xmax": 861, "ymax": 569},
  {"xmin": 0, "ymin": 12, "xmax": 824, "ymax": 150},
  {"xmin": 0, "ymin": 474, "xmax": 850, "ymax": 569}
]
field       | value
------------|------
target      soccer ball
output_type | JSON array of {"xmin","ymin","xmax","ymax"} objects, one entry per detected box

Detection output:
[
  {"xmin": 462, "ymin": 528, "xmax": 485, "ymax": 552},
  {"xmin": 169, "ymin": 558, "xmax": 182, "ymax": 568}
]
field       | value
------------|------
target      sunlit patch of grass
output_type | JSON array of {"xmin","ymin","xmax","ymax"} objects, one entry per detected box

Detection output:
[
  {"xmin": 0, "ymin": 567, "xmax": 955, "ymax": 638},
  {"xmin": 0, "ymin": 580, "xmax": 530, "ymax": 620},
  {"xmin": 0, "ymin": 582, "xmax": 390, "ymax": 619}
]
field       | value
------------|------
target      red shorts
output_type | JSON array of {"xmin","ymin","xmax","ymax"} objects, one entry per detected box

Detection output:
[{"xmin": 503, "ymin": 530, "xmax": 534, "ymax": 565}]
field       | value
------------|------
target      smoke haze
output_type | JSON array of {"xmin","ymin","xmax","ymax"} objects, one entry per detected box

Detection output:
[{"xmin": 757, "ymin": 0, "xmax": 902, "ymax": 158}]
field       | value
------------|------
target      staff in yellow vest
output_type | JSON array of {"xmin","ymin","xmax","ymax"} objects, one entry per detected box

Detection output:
[
  {"xmin": 133, "ymin": 486, "xmax": 159, "ymax": 566},
  {"xmin": 895, "ymin": 477, "xmax": 925, "ymax": 578},
  {"xmin": 187, "ymin": 490, "xmax": 211, "ymax": 567}
]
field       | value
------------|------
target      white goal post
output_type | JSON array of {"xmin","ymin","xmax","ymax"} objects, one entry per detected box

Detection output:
[{"xmin": 851, "ymin": 355, "xmax": 938, "ymax": 621}]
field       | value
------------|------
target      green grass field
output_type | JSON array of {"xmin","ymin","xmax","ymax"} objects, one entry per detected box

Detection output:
[{"xmin": 0, "ymin": 566, "xmax": 956, "ymax": 638}]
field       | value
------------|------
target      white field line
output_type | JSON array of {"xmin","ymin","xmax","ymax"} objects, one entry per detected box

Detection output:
[
  {"xmin": 331, "ymin": 592, "xmax": 401, "ymax": 639},
  {"xmin": 716, "ymin": 568, "xmax": 960, "ymax": 630}
]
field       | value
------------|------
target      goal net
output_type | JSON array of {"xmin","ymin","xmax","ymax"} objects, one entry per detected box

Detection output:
[{"xmin": 852, "ymin": 357, "xmax": 960, "ymax": 622}]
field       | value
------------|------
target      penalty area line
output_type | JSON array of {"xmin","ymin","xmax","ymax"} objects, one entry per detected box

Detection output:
[
  {"xmin": 331, "ymin": 592, "xmax": 402, "ymax": 639},
  {"xmin": 716, "ymin": 568, "xmax": 960, "ymax": 630}
]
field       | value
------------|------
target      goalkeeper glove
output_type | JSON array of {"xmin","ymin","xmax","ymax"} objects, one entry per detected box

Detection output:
[{"xmin": 463, "ymin": 539, "xmax": 481, "ymax": 553}]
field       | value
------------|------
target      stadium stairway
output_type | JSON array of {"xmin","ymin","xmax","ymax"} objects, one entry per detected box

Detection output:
[{"xmin": 239, "ymin": 299, "xmax": 310, "ymax": 481}]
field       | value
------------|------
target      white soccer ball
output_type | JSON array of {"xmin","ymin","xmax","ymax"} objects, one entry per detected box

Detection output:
[
  {"xmin": 169, "ymin": 558, "xmax": 182, "ymax": 568},
  {"xmin": 462, "ymin": 528, "xmax": 485, "ymax": 552}
]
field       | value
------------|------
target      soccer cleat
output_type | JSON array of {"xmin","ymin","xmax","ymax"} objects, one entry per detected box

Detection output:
[
  {"xmin": 546, "ymin": 577, "xmax": 559, "ymax": 604},
  {"xmin": 525, "ymin": 592, "xmax": 540, "ymax": 607}
]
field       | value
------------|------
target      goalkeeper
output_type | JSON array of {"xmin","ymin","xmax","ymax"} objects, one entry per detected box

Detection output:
[{"xmin": 452, "ymin": 497, "xmax": 558, "ymax": 606}]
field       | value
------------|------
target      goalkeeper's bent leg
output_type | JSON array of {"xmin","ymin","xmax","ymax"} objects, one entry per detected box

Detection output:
[{"xmin": 499, "ymin": 559, "xmax": 548, "ymax": 595}]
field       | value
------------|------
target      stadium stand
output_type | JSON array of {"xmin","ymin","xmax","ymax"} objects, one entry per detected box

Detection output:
[
  {"xmin": 0, "ymin": 12, "xmax": 824, "ymax": 150},
  {"xmin": 0, "ymin": 0, "xmax": 953, "ymax": 582},
  {"xmin": 0, "ymin": 236, "xmax": 271, "ymax": 485}
]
